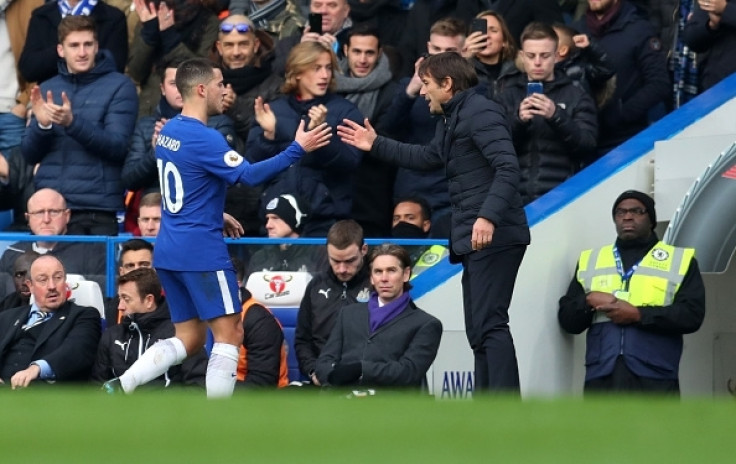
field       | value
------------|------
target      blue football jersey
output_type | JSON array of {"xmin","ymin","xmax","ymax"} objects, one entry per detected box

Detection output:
[{"xmin": 154, "ymin": 115, "xmax": 303, "ymax": 270}]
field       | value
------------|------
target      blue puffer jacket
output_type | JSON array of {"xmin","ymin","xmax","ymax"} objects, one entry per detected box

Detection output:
[
  {"xmin": 22, "ymin": 50, "xmax": 138, "ymax": 212},
  {"xmin": 245, "ymin": 93, "xmax": 363, "ymax": 230}
]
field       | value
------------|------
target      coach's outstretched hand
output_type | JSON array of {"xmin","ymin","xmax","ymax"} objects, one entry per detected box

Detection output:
[
  {"xmin": 337, "ymin": 118, "xmax": 377, "ymax": 152},
  {"xmin": 295, "ymin": 120, "xmax": 332, "ymax": 152}
]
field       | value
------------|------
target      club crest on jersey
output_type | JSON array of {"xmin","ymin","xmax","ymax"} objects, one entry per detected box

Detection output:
[
  {"xmin": 651, "ymin": 248, "xmax": 669, "ymax": 261},
  {"xmin": 224, "ymin": 150, "xmax": 244, "ymax": 167},
  {"xmin": 262, "ymin": 273, "xmax": 293, "ymax": 299}
]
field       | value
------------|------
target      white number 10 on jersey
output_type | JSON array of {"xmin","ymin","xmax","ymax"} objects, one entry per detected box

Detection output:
[{"xmin": 157, "ymin": 159, "xmax": 184, "ymax": 213}]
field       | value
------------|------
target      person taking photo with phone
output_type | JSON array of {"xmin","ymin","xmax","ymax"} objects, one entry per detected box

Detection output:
[{"xmin": 494, "ymin": 21, "xmax": 597, "ymax": 205}]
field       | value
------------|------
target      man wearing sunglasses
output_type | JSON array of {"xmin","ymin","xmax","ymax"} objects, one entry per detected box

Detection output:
[{"xmin": 558, "ymin": 190, "xmax": 705, "ymax": 394}]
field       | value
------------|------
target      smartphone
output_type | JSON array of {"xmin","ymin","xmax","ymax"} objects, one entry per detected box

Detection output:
[
  {"xmin": 308, "ymin": 13, "xmax": 322, "ymax": 35},
  {"xmin": 527, "ymin": 82, "xmax": 544, "ymax": 96},
  {"xmin": 470, "ymin": 18, "xmax": 487, "ymax": 35}
]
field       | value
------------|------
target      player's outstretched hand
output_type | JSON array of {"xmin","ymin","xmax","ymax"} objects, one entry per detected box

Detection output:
[
  {"xmin": 223, "ymin": 212, "xmax": 244, "ymax": 238},
  {"xmin": 295, "ymin": 120, "xmax": 331, "ymax": 152},
  {"xmin": 337, "ymin": 118, "xmax": 376, "ymax": 152}
]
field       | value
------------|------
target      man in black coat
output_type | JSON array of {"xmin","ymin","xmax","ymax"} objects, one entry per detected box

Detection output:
[
  {"xmin": 0, "ymin": 255, "xmax": 101, "ymax": 388},
  {"xmin": 338, "ymin": 52, "xmax": 530, "ymax": 393}
]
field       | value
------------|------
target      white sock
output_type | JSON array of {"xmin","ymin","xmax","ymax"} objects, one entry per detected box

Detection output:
[
  {"xmin": 206, "ymin": 343, "xmax": 240, "ymax": 399},
  {"xmin": 119, "ymin": 337, "xmax": 187, "ymax": 393}
]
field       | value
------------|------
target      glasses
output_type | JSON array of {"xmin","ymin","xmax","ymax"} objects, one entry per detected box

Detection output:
[
  {"xmin": 220, "ymin": 23, "xmax": 251, "ymax": 33},
  {"xmin": 614, "ymin": 207, "xmax": 647, "ymax": 217},
  {"xmin": 27, "ymin": 209, "xmax": 66, "ymax": 219}
]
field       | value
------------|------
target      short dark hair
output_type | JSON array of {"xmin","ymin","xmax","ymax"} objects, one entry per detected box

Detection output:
[
  {"xmin": 119, "ymin": 239, "xmax": 153, "ymax": 264},
  {"xmin": 394, "ymin": 196, "xmax": 432, "ymax": 221},
  {"xmin": 58, "ymin": 15, "xmax": 97, "ymax": 44},
  {"xmin": 346, "ymin": 23, "xmax": 382, "ymax": 49},
  {"xmin": 369, "ymin": 243, "xmax": 413, "ymax": 291},
  {"xmin": 326, "ymin": 219, "xmax": 364, "ymax": 250},
  {"xmin": 118, "ymin": 268, "xmax": 163, "ymax": 306},
  {"xmin": 176, "ymin": 58, "xmax": 218, "ymax": 99},
  {"xmin": 159, "ymin": 56, "xmax": 187, "ymax": 84},
  {"xmin": 520, "ymin": 21, "xmax": 559, "ymax": 48},
  {"xmin": 418, "ymin": 52, "xmax": 478, "ymax": 93}
]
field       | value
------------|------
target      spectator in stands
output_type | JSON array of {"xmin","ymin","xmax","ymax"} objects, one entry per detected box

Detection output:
[
  {"xmin": 0, "ymin": 255, "xmax": 101, "ymax": 388},
  {"xmin": 294, "ymin": 219, "xmax": 371, "ymax": 384},
  {"xmin": 574, "ymin": 0, "xmax": 670, "ymax": 158},
  {"xmin": 397, "ymin": 0, "xmax": 563, "ymax": 78},
  {"xmin": 22, "ymin": 15, "xmax": 138, "ymax": 236},
  {"xmin": 683, "ymin": 0, "xmax": 736, "ymax": 93},
  {"xmin": 229, "ymin": 0, "xmax": 305, "ymax": 40},
  {"xmin": 248, "ymin": 193, "xmax": 319, "ymax": 274},
  {"xmin": 558, "ymin": 190, "xmax": 705, "ymax": 394},
  {"xmin": 18, "ymin": 0, "xmax": 127, "ymax": 84},
  {"xmin": 246, "ymin": 41, "xmax": 363, "ymax": 236},
  {"xmin": 0, "ymin": 146, "xmax": 35, "ymax": 232},
  {"xmin": 338, "ymin": 52, "xmax": 531, "ymax": 392},
  {"xmin": 0, "ymin": 251, "xmax": 39, "ymax": 312},
  {"xmin": 381, "ymin": 18, "xmax": 466, "ymax": 235},
  {"xmin": 495, "ymin": 22, "xmax": 598, "ymax": 204},
  {"xmin": 391, "ymin": 196, "xmax": 449, "ymax": 280},
  {"xmin": 552, "ymin": 23, "xmax": 616, "ymax": 109},
  {"xmin": 463, "ymin": 10, "xmax": 519, "ymax": 100},
  {"xmin": 91, "ymin": 267, "xmax": 207, "ymax": 389},
  {"xmin": 127, "ymin": 0, "xmax": 219, "ymax": 117},
  {"xmin": 315, "ymin": 243, "xmax": 442, "ymax": 388},
  {"xmin": 345, "ymin": 0, "xmax": 410, "ymax": 49},
  {"xmin": 335, "ymin": 23, "xmax": 399, "ymax": 238},
  {"xmin": 0, "ymin": 0, "xmax": 39, "ymax": 154},
  {"xmin": 104, "ymin": 238, "xmax": 154, "ymax": 325},
  {"xmin": 0, "ymin": 188, "xmax": 106, "ymax": 300},
  {"xmin": 137, "ymin": 192, "xmax": 162, "ymax": 238},
  {"xmin": 213, "ymin": 14, "xmax": 284, "ymax": 146},
  {"xmin": 273, "ymin": 0, "xmax": 353, "ymax": 74}
]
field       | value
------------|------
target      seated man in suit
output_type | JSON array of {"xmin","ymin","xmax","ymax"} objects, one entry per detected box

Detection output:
[
  {"xmin": 0, "ymin": 188, "xmax": 106, "ymax": 300},
  {"xmin": 0, "ymin": 255, "xmax": 101, "ymax": 388},
  {"xmin": 315, "ymin": 243, "xmax": 442, "ymax": 389}
]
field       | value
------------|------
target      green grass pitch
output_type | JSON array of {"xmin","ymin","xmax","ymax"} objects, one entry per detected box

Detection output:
[{"xmin": 2, "ymin": 387, "xmax": 735, "ymax": 463}]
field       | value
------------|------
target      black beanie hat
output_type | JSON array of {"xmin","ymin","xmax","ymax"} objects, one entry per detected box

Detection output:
[
  {"xmin": 265, "ymin": 194, "xmax": 305, "ymax": 232},
  {"xmin": 612, "ymin": 190, "xmax": 656, "ymax": 230}
]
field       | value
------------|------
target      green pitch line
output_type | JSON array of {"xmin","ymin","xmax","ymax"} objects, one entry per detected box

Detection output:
[{"xmin": 2, "ymin": 387, "xmax": 734, "ymax": 463}]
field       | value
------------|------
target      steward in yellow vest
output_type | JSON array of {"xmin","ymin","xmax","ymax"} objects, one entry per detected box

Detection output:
[{"xmin": 558, "ymin": 190, "xmax": 705, "ymax": 394}]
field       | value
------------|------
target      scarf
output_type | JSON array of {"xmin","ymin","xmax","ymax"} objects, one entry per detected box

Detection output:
[
  {"xmin": 157, "ymin": 95, "xmax": 180, "ymax": 120},
  {"xmin": 368, "ymin": 291, "xmax": 411, "ymax": 333},
  {"xmin": 672, "ymin": 0, "xmax": 698, "ymax": 108},
  {"xmin": 584, "ymin": 0, "xmax": 623, "ymax": 39},
  {"xmin": 247, "ymin": 0, "xmax": 288, "ymax": 28},
  {"xmin": 335, "ymin": 53, "xmax": 393, "ymax": 119},
  {"xmin": 58, "ymin": 0, "xmax": 97, "ymax": 17},
  {"xmin": 222, "ymin": 61, "xmax": 273, "ymax": 95}
]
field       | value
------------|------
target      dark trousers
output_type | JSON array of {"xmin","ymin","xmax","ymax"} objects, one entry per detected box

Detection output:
[
  {"xmin": 461, "ymin": 244, "xmax": 526, "ymax": 393},
  {"xmin": 584, "ymin": 356, "xmax": 680, "ymax": 395},
  {"xmin": 68, "ymin": 210, "xmax": 118, "ymax": 236}
]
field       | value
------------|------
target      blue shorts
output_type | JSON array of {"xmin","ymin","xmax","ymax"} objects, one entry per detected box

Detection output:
[{"xmin": 156, "ymin": 268, "xmax": 242, "ymax": 323}]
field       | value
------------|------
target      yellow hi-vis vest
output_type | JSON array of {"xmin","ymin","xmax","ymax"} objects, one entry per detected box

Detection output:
[{"xmin": 576, "ymin": 242, "xmax": 694, "ymax": 321}]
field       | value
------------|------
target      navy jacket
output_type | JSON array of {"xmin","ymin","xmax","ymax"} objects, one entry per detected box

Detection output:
[
  {"xmin": 574, "ymin": 1, "xmax": 670, "ymax": 154},
  {"xmin": 21, "ymin": 51, "xmax": 138, "ymax": 212},
  {"xmin": 245, "ymin": 93, "xmax": 363, "ymax": 231},
  {"xmin": 683, "ymin": 2, "xmax": 736, "ymax": 91},
  {"xmin": 496, "ymin": 71, "xmax": 598, "ymax": 203},
  {"xmin": 18, "ymin": 1, "xmax": 127, "ymax": 84},
  {"xmin": 371, "ymin": 88, "xmax": 530, "ymax": 257}
]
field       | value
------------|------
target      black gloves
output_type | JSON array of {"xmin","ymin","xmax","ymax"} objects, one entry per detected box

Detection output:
[{"xmin": 328, "ymin": 362, "xmax": 362, "ymax": 385}]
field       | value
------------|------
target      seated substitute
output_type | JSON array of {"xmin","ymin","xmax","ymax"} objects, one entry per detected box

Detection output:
[
  {"xmin": 558, "ymin": 190, "xmax": 706, "ymax": 394},
  {"xmin": 247, "ymin": 194, "xmax": 320, "ymax": 274},
  {"xmin": 315, "ymin": 243, "xmax": 442, "ymax": 389},
  {"xmin": 104, "ymin": 239, "xmax": 155, "ymax": 325},
  {"xmin": 0, "ymin": 255, "xmax": 101, "ymax": 388},
  {"xmin": 93, "ymin": 268, "xmax": 207, "ymax": 389}
]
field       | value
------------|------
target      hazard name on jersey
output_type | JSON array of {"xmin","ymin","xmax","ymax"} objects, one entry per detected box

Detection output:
[{"xmin": 156, "ymin": 134, "xmax": 181, "ymax": 152}]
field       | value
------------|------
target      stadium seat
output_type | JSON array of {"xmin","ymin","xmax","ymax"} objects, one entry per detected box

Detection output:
[
  {"xmin": 246, "ymin": 271, "xmax": 312, "ymax": 382},
  {"xmin": 68, "ymin": 280, "xmax": 105, "ymax": 320}
]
